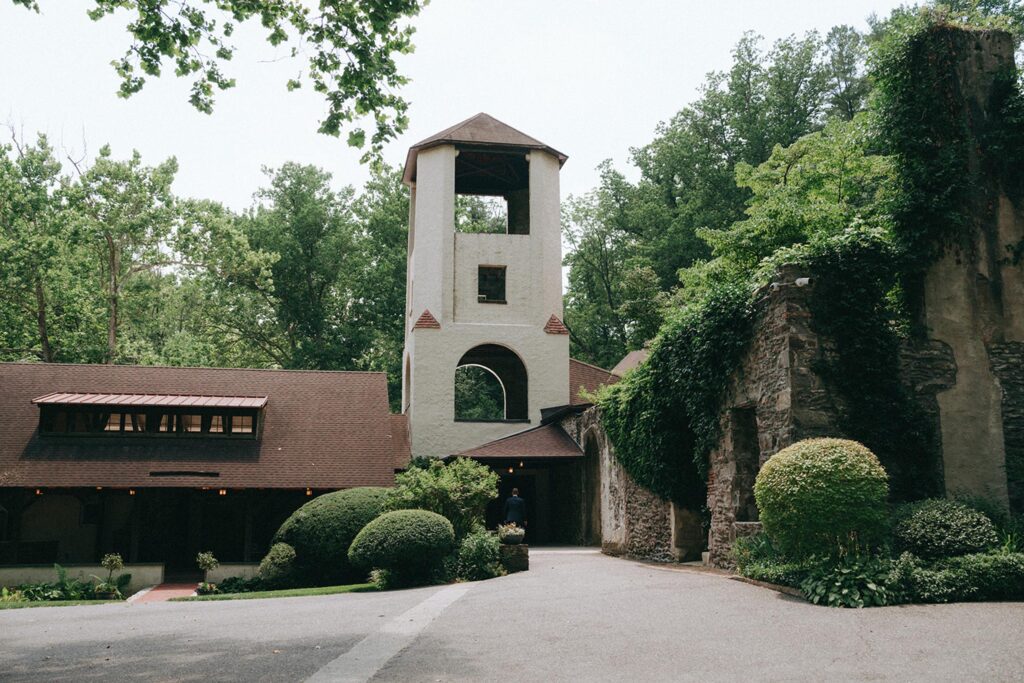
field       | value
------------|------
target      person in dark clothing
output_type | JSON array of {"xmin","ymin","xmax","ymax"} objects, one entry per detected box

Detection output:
[{"xmin": 503, "ymin": 488, "xmax": 527, "ymax": 527}]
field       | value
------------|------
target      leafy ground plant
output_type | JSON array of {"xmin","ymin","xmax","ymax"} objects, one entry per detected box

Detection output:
[{"xmin": 800, "ymin": 554, "xmax": 896, "ymax": 608}]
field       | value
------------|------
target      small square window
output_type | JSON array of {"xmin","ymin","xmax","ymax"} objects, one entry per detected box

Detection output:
[
  {"xmin": 104, "ymin": 413, "xmax": 123, "ymax": 432},
  {"xmin": 232, "ymin": 415, "xmax": 254, "ymax": 434},
  {"xmin": 478, "ymin": 266, "xmax": 506, "ymax": 303},
  {"xmin": 181, "ymin": 414, "xmax": 202, "ymax": 433},
  {"xmin": 209, "ymin": 415, "xmax": 224, "ymax": 433}
]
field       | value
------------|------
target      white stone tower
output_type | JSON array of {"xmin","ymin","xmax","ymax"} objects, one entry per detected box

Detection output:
[{"xmin": 401, "ymin": 114, "xmax": 570, "ymax": 456}]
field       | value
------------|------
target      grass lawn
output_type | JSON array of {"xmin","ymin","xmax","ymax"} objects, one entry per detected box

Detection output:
[
  {"xmin": 171, "ymin": 583, "xmax": 376, "ymax": 602},
  {"xmin": 0, "ymin": 599, "xmax": 121, "ymax": 610}
]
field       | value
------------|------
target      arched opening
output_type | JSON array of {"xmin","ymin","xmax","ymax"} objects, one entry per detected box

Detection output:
[
  {"xmin": 455, "ymin": 344, "xmax": 528, "ymax": 421},
  {"xmin": 583, "ymin": 432, "xmax": 603, "ymax": 546},
  {"xmin": 454, "ymin": 365, "xmax": 506, "ymax": 420},
  {"xmin": 403, "ymin": 355, "xmax": 412, "ymax": 412}
]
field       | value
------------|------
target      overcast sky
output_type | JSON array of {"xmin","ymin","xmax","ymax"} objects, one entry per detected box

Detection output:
[{"xmin": 1, "ymin": 1, "xmax": 907, "ymax": 210}]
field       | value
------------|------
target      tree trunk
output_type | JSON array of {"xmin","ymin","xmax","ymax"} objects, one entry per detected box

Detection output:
[
  {"xmin": 106, "ymin": 234, "xmax": 118, "ymax": 364},
  {"xmin": 34, "ymin": 278, "xmax": 53, "ymax": 362}
]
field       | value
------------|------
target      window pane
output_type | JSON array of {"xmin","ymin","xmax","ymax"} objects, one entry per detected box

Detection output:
[
  {"xmin": 130, "ymin": 413, "xmax": 146, "ymax": 432},
  {"xmin": 233, "ymin": 415, "xmax": 253, "ymax": 434},
  {"xmin": 105, "ymin": 413, "xmax": 122, "ymax": 432},
  {"xmin": 209, "ymin": 415, "xmax": 224, "ymax": 433},
  {"xmin": 159, "ymin": 414, "xmax": 171, "ymax": 432},
  {"xmin": 182, "ymin": 414, "xmax": 202, "ymax": 433},
  {"xmin": 478, "ymin": 266, "xmax": 506, "ymax": 303}
]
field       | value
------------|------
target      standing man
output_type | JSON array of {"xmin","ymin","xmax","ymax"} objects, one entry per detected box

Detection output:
[{"xmin": 503, "ymin": 487, "xmax": 527, "ymax": 529}]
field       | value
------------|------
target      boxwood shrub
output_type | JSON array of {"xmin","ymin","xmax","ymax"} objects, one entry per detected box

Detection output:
[
  {"xmin": 273, "ymin": 487, "xmax": 389, "ymax": 585},
  {"xmin": 457, "ymin": 530, "xmax": 505, "ymax": 581},
  {"xmin": 258, "ymin": 542, "xmax": 297, "ymax": 587},
  {"xmin": 890, "ymin": 551, "xmax": 1024, "ymax": 603},
  {"xmin": 348, "ymin": 509, "xmax": 455, "ymax": 586},
  {"xmin": 893, "ymin": 499, "xmax": 999, "ymax": 560},
  {"xmin": 754, "ymin": 438, "xmax": 890, "ymax": 559}
]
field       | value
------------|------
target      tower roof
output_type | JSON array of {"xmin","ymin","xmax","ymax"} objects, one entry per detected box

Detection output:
[{"xmin": 403, "ymin": 113, "xmax": 567, "ymax": 185}]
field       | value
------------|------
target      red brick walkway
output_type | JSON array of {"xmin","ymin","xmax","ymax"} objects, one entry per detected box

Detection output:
[{"xmin": 130, "ymin": 583, "xmax": 197, "ymax": 604}]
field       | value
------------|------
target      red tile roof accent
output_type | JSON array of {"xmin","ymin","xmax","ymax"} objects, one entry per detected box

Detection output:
[
  {"xmin": 0, "ymin": 363, "xmax": 399, "ymax": 490},
  {"xmin": 544, "ymin": 314, "xmax": 570, "ymax": 335},
  {"xmin": 32, "ymin": 392, "xmax": 268, "ymax": 409},
  {"xmin": 569, "ymin": 358, "xmax": 620, "ymax": 405},
  {"xmin": 454, "ymin": 423, "xmax": 582, "ymax": 459},
  {"xmin": 389, "ymin": 413, "xmax": 411, "ymax": 470},
  {"xmin": 412, "ymin": 309, "xmax": 441, "ymax": 330}
]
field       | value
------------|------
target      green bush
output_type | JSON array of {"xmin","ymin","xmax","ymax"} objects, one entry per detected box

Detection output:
[
  {"xmin": 217, "ymin": 575, "xmax": 265, "ymax": 594},
  {"xmin": 348, "ymin": 509, "xmax": 455, "ymax": 587},
  {"xmin": 732, "ymin": 533, "xmax": 813, "ymax": 587},
  {"xmin": 893, "ymin": 499, "xmax": 999, "ymax": 560},
  {"xmin": 891, "ymin": 552, "xmax": 1024, "ymax": 603},
  {"xmin": 457, "ymin": 531, "xmax": 505, "ymax": 582},
  {"xmin": 259, "ymin": 542, "xmax": 298, "ymax": 587},
  {"xmin": 386, "ymin": 458, "xmax": 498, "ymax": 540},
  {"xmin": 799, "ymin": 554, "xmax": 896, "ymax": 608},
  {"xmin": 273, "ymin": 486, "xmax": 389, "ymax": 585},
  {"xmin": 754, "ymin": 438, "xmax": 890, "ymax": 559}
]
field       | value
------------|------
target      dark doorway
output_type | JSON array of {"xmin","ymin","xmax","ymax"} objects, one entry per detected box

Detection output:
[
  {"xmin": 732, "ymin": 407, "xmax": 761, "ymax": 522},
  {"xmin": 138, "ymin": 490, "xmax": 196, "ymax": 577}
]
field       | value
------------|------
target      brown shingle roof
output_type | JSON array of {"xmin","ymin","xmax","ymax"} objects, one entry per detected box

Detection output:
[
  {"xmin": 403, "ymin": 113, "xmax": 567, "ymax": 184},
  {"xmin": 569, "ymin": 358, "xmax": 620, "ymax": 405},
  {"xmin": 611, "ymin": 349, "xmax": 649, "ymax": 376},
  {"xmin": 0, "ymin": 363, "xmax": 404, "ymax": 490},
  {"xmin": 453, "ymin": 423, "xmax": 582, "ymax": 459}
]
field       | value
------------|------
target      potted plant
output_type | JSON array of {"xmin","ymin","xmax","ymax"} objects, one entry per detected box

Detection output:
[
  {"xmin": 498, "ymin": 523, "xmax": 526, "ymax": 545},
  {"xmin": 196, "ymin": 551, "xmax": 219, "ymax": 594},
  {"xmin": 93, "ymin": 553, "xmax": 128, "ymax": 600}
]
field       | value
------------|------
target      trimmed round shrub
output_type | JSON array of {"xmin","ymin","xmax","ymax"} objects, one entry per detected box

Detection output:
[
  {"xmin": 754, "ymin": 438, "xmax": 890, "ymax": 559},
  {"xmin": 348, "ymin": 509, "xmax": 455, "ymax": 586},
  {"xmin": 457, "ymin": 530, "xmax": 505, "ymax": 581},
  {"xmin": 273, "ymin": 487, "xmax": 389, "ymax": 585},
  {"xmin": 893, "ymin": 498, "xmax": 999, "ymax": 560},
  {"xmin": 259, "ymin": 542, "xmax": 297, "ymax": 587}
]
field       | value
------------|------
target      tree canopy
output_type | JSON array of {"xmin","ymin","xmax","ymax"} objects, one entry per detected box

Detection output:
[{"xmin": 11, "ymin": 0, "xmax": 424, "ymax": 157}]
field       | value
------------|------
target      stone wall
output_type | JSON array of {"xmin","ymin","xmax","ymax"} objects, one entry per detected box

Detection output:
[
  {"xmin": 560, "ymin": 409, "xmax": 685, "ymax": 562},
  {"xmin": 706, "ymin": 267, "xmax": 842, "ymax": 568},
  {"xmin": 990, "ymin": 343, "xmax": 1024, "ymax": 513}
]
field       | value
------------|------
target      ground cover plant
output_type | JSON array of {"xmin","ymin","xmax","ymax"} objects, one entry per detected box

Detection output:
[
  {"xmin": 734, "ymin": 438, "xmax": 1024, "ymax": 607},
  {"xmin": 4, "ymin": 561, "xmax": 131, "ymax": 603}
]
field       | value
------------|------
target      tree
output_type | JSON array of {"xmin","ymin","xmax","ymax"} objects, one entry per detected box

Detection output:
[
  {"xmin": 454, "ymin": 366, "xmax": 504, "ymax": 420},
  {"xmin": 11, "ymin": 0, "xmax": 424, "ymax": 157},
  {"xmin": 64, "ymin": 146, "xmax": 178, "ymax": 364},
  {"xmin": 350, "ymin": 165, "xmax": 409, "ymax": 407},
  {"xmin": 825, "ymin": 26, "xmax": 871, "ymax": 121}
]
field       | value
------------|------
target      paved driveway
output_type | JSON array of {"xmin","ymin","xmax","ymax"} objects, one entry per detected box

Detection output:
[{"xmin": 2, "ymin": 549, "xmax": 1023, "ymax": 682}]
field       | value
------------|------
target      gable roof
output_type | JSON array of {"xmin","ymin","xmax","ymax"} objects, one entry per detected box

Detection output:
[
  {"xmin": 611, "ymin": 349, "xmax": 649, "ymax": 376},
  {"xmin": 0, "ymin": 363, "xmax": 406, "ymax": 490},
  {"xmin": 453, "ymin": 423, "xmax": 582, "ymax": 460},
  {"xmin": 569, "ymin": 358, "xmax": 620, "ymax": 405},
  {"xmin": 403, "ymin": 113, "xmax": 567, "ymax": 184}
]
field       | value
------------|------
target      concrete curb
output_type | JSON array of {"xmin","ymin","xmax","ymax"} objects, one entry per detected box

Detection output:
[
  {"xmin": 126, "ymin": 585, "xmax": 156, "ymax": 604},
  {"xmin": 729, "ymin": 575, "xmax": 805, "ymax": 599}
]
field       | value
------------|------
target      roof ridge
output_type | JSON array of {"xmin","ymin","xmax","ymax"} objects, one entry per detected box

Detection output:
[
  {"xmin": 0, "ymin": 361, "xmax": 387, "ymax": 377},
  {"xmin": 569, "ymin": 356, "xmax": 620, "ymax": 377}
]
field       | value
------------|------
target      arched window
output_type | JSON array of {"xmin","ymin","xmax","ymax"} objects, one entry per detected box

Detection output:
[{"xmin": 455, "ymin": 344, "xmax": 528, "ymax": 421}]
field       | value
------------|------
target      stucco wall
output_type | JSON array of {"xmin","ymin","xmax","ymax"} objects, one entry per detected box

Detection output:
[
  {"xmin": 403, "ymin": 143, "xmax": 570, "ymax": 457},
  {"xmin": 206, "ymin": 563, "xmax": 259, "ymax": 583}
]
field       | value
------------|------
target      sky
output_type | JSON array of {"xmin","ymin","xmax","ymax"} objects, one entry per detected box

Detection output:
[{"xmin": 1, "ymin": 1, "xmax": 908, "ymax": 210}]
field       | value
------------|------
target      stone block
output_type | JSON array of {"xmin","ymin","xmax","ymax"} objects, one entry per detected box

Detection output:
[{"xmin": 499, "ymin": 544, "xmax": 529, "ymax": 573}]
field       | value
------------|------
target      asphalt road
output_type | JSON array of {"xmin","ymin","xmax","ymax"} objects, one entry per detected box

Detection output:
[{"xmin": 2, "ymin": 549, "xmax": 1023, "ymax": 682}]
